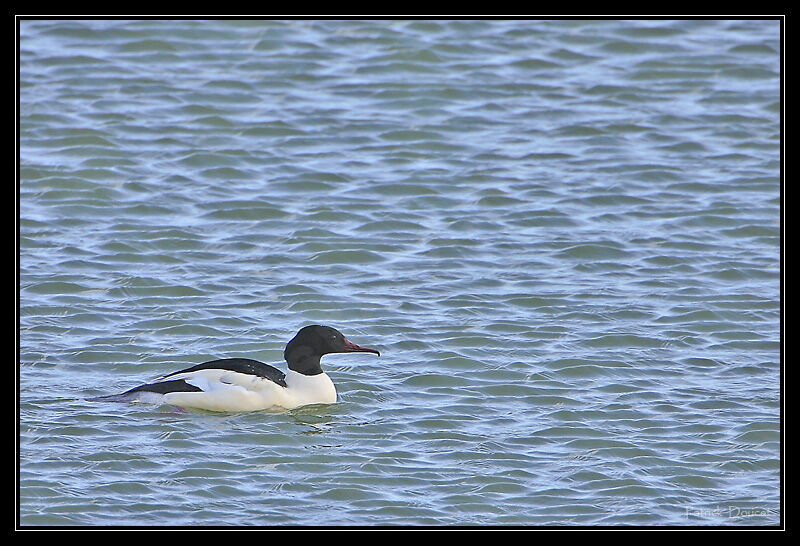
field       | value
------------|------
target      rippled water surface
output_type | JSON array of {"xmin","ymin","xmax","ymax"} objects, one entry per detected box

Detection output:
[{"xmin": 18, "ymin": 19, "xmax": 781, "ymax": 526}]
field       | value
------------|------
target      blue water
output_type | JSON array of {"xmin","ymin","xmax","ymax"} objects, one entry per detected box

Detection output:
[{"xmin": 18, "ymin": 18, "xmax": 781, "ymax": 526}]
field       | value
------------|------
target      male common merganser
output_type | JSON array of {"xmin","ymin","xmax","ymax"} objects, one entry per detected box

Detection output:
[{"xmin": 90, "ymin": 325, "xmax": 380, "ymax": 412}]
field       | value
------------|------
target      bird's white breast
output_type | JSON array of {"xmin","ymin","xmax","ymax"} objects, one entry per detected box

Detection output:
[{"xmin": 284, "ymin": 370, "xmax": 337, "ymax": 407}]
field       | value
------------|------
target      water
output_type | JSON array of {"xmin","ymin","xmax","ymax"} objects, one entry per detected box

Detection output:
[{"xmin": 18, "ymin": 19, "xmax": 781, "ymax": 526}]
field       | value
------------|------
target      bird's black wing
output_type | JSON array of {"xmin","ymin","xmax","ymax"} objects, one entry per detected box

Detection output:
[
  {"xmin": 162, "ymin": 358, "xmax": 288, "ymax": 388},
  {"xmin": 122, "ymin": 378, "xmax": 204, "ymax": 395}
]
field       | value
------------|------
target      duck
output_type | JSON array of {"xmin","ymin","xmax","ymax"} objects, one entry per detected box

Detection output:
[{"xmin": 90, "ymin": 325, "xmax": 380, "ymax": 412}]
